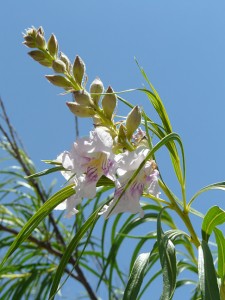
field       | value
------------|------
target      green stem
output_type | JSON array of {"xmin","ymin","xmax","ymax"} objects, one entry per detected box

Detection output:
[
  {"xmin": 159, "ymin": 180, "xmax": 200, "ymax": 248},
  {"xmin": 173, "ymin": 204, "xmax": 200, "ymax": 248}
]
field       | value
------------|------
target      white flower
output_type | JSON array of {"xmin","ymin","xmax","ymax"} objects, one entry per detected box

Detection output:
[
  {"xmin": 100, "ymin": 147, "xmax": 160, "ymax": 219},
  {"xmin": 55, "ymin": 127, "xmax": 115, "ymax": 217}
]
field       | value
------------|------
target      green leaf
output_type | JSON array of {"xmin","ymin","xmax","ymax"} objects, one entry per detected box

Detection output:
[
  {"xmin": 188, "ymin": 182, "xmax": 225, "ymax": 208},
  {"xmin": 201, "ymin": 206, "xmax": 225, "ymax": 241},
  {"xmin": 25, "ymin": 166, "xmax": 64, "ymax": 179},
  {"xmin": 220, "ymin": 277, "xmax": 225, "ymax": 300},
  {"xmin": 157, "ymin": 208, "xmax": 177, "ymax": 300},
  {"xmin": 123, "ymin": 252, "xmax": 150, "ymax": 300},
  {"xmin": 135, "ymin": 59, "xmax": 172, "ymax": 134},
  {"xmin": 0, "ymin": 184, "xmax": 75, "ymax": 268},
  {"xmin": 214, "ymin": 228, "xmax": 225, "ymax": 278},
  {"xmin": 49, "ymin": 207, "xmax": 100, "ymax": 300},
  {"xmin": 198, "ymin": 240, "xmax": 220, "ymax": 300},
  {"xmin": 42, "ymin": 160, "xmax": 63, "ymax": 165}
]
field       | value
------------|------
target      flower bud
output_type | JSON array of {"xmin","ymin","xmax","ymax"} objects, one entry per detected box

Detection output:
[
  {"xmin": 92, "ymin": 115, "xmax": 102, "ymax": 126},
  {"xmin": 37, "ymin": 26, "xmax": 44, "ymax": 36},
  {"xmin": 102, "ymin": 86, "xmax": 117, "ymax": 120},
  {"xmin": 66, "ymin": 102, "xmax": 95, "ymax": 117},
  {"xmin": 73, "ymin": 90, "xmax": 93, "ymax": 106},
  {"xmin": 90, "ymin": 78, "xmax": 104, "ymax": 105},
  {"xmin": 45, "ymin": 75, "xmax": 73, "ymax": 89},
  {"xmin": 47, "ymin": 34, "xmax": 58, "ymax": 57},
  {"xmin": 28, "ymin": 50, "xmax": 52, "ymax": 67},
  {"xmin": 59, "ymin": 52, "xmax": 71, "ymax": 72},
  {"xmin": 23, "ymin": 35, "xmax": 36, "ymax": 48},
  {"xmin": 36, "ymin": 32, "xmax": 46, "ymax": 49},
  {"xmin": 73, "ymin": 56, "xmax": 85, "ymax": 86},
  {"xmin": 117, "ymin": 124, "xmax": 127, "ymax": 144},
  {"xmin": 52, "ymin": 59, "xmax": 67, "ymax": 73},
  {"xmin": 125, "ymin": 106, "xmax": 142, "ymax": 139}
]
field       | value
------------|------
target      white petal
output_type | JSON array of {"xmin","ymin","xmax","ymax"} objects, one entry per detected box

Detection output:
[{"xmin": 102, "ymin": 191, "xmax": 143, "ymax": 219}]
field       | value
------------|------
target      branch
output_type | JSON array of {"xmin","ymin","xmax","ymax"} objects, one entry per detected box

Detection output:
[{"xmin": 0, "ymin": 98, "xmax": 98, "ymax": 300}]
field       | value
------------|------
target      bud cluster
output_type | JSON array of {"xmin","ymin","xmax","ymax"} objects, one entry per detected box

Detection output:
[
  {"xmin": 23, "ymin": 26, "xmax": 86, "ymax": 91},
  {"xmin": 23, "ymin": 27, "xmax": 143, "ymax": 152}
]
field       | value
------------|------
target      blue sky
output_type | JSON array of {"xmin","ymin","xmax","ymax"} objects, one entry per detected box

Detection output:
[{"xmin": 1, "ymin": 0, "xmax": 225, "ymax": 299}]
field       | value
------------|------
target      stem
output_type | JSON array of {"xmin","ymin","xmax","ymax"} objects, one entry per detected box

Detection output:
[
  {"xmin": 172, "ymin": 204, "xmax": 200, "ymax": 248},
  {"xmin": 0, "ymin": 98, "xmax": 98, "ymax": 300},
  {"xmin": 159, "ymin": 180, "xmax": 200, "ymax": 248},
  {"xmin": 94, "ymin": 106, "xmax": 118, "ymax": 137}
]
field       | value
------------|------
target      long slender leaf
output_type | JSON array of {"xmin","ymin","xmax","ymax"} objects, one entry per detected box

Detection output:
[
  {"xmin": 0, "ymin": 184, "xmax": 75, "ymax": 268},
  {"xmin": 201, "ymin": 206, "xmax": 225, "ymax": 241},
  {"xmin": 214, "ymin": 228, "xmax": 225, "ymax": 279},
  {"xmin": 123, "ymin": 252, "xmax": 150, "ymax": 300},
  {"xmin": 25, "ymin": 166, "xmax": 65, "ymax": 179},
  {"xmin": 220, "ymin": 277, "xmax": 225, "ymax": 300},
  {"xmin": 188, "ymin": 182, "xmax": 225, "ymax": 208},
  {"xmin": 49, "ymin": 207, "xmax": 101, "ymax": 300},
  {"xmin": 198, "ymin": 240, "xmax": 220, "ymax": 300},
  {"xmin": 157, "ymin": 207, "xmax": 177, "ymax": 300}
]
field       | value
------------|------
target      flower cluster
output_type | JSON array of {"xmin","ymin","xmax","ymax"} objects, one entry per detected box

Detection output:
[
  {"xmin": 22, "ymin": 27, "xmax": 160, "ymax": 218},
  {"xmin": 56, "ymin": 126, "xmax": 160, "ymax": 218}
]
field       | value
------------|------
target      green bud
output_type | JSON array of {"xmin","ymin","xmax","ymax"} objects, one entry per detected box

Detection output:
[
  {"xmin": 28, "ymin": 50, "xmax": 52, "ymax": 67},
  {"xmin": 36, "ymin": 32, "xmax": 46, "ymax": 49},
  {"xmin": 73, "ymin": 90, "xmax": 93, "ymax": 106},
  {"xmin": 117, "ymin": 124, "xmax": 127, "ymax": 144},
  {"xmin": 52, "ymin": 59, "xmax": 67, "ymax": 73},
  {"xmin": 24, "ymin": 27, "xmax": 37, "ymax": 39},
  {"xmin": 125, "ymin": 106, "xmax": 142, "ymax": 139},
  {"xmin": 73, "ymin": 56, "xmax": 85, "ymax": 86},
  {"xmin": 45, "ymin": 75, "xmax": 73, "ymax": 89},
  {"xmin": 92, "ymin": 115, "xmax": 102, "ymax": 126},
  {"xmin": 47, "ymin": 34, "xmax": 58, "ymax": 57},
  {"xmin": 23, "ymin": 27, "xmax": 37, "ymax": 47},
  {"xmin": 102, "ymin": 86, "xmax": 117, "ymax": 120},
  {"xmin": 66, "ymin": 102, "xmax": 95, "ymax": 117},
  {"xmin": 23, "ymin": 35, "xmax": 36, "ymax": 48},
  {"xmin": 37, "ymin": 26, "xmax": 44, "ymax": 36},
  {"xmin": 90, "ymin": 77, "xmax": 104, "ymax": 105},
  {"xmin": 59, "ymin": 52, "xmax": 71, "ymax": 72}
]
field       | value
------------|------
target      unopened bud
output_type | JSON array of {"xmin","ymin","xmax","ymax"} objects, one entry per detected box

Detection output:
[
  {"xmin": 73, "ymin": 56, "xmax": 85, "ymax": 86},
  {"xmin": 126, "ymin": 106, "xmax": 142, "ymax": 139},
  {"xmin": 90, "ymin": 77, "xmax": 104, "ymax": 105},
  {"xmin": 92, "ymin": 115, "xmax": 102, "ymax": 126},
  {"xmin": 28, "ymin": 50, "xmax": 52, "ymax": 67},
  {"xmin": 23, "ymin": 35, "xmax": 36, "ymax": 48},
  {"xmin": 36, "ymin": 32, "xmax": 46, "ymax": 49},
  {"xmin": 52, "ymin": 59, "xmax": 67, "ymax": 73},
  {"xmin": 66, "ymin": 102, "xmax": 95, "ymax": 117},
  {"xmin": 37, "ymin": 26, "xmax": 44, "ymax": 35},
  {"xmin": 47, "ymin": 34, "xmax": 58, "ymax": 57},
  {"xmin": 45, "ymin": 75, "xmax": 73, "ymax": 89},
  {"xmin": 117, "ymin": 124, "xmax": 127, "ymax": 144},
  {"xmin": 73, "ymin": 90, "xmax": 93, "ymax": 106},
  {"xmin": 59, "ymin": 52, "xmax": 71, "ymax": 72},
  {"xmin": 102, "ymin": 86, "xmax": 117, "ymax": 120}
]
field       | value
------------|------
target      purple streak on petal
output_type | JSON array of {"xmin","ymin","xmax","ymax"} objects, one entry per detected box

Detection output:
[
  {"xmin": 130, "ymin": 181, "xmax": 144, "ymax": 197},
  {"xmin": 102, "ymin": 158, "xmax": 114, "ymax": 176},
  {"xmin": 86, "ymin": 165, "xmax": 98, "ymax": 183}
]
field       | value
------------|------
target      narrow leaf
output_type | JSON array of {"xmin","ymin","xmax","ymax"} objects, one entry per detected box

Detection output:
[
  {"xmin": 123, "ymin": 252, "xmax": 150, "ymax": 300},
  {"xmin": 188, "ymin": 182, "xmax": 225, "ymax": 208},
  {"xmin": 157, "ymin": 208, "xmax": 177, "ymax": 300},
  {"xmin": 220, "ymin": 277, "xmax": 225, "ymax": 300},
  {"xmin": 201, "ymin": 206, "xmax": 225, "ymax": 241},
  {"xmin": 214, "ymin": 228, "xmax": 225, "ymax": 278},
  {"xmin": 49, "ymin": 208, "xmax": 100, "ymax": 299},
  {"xmin": 0, "ymin": 184, "xmax": 75, "ymax": 268},
  {"xmin": 198, "ymin": 240, "xmax": 220, "ymax": 300},
  {"xmin": 25, "ymin": 166, "xmax": 64, "ymax": 179}
]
